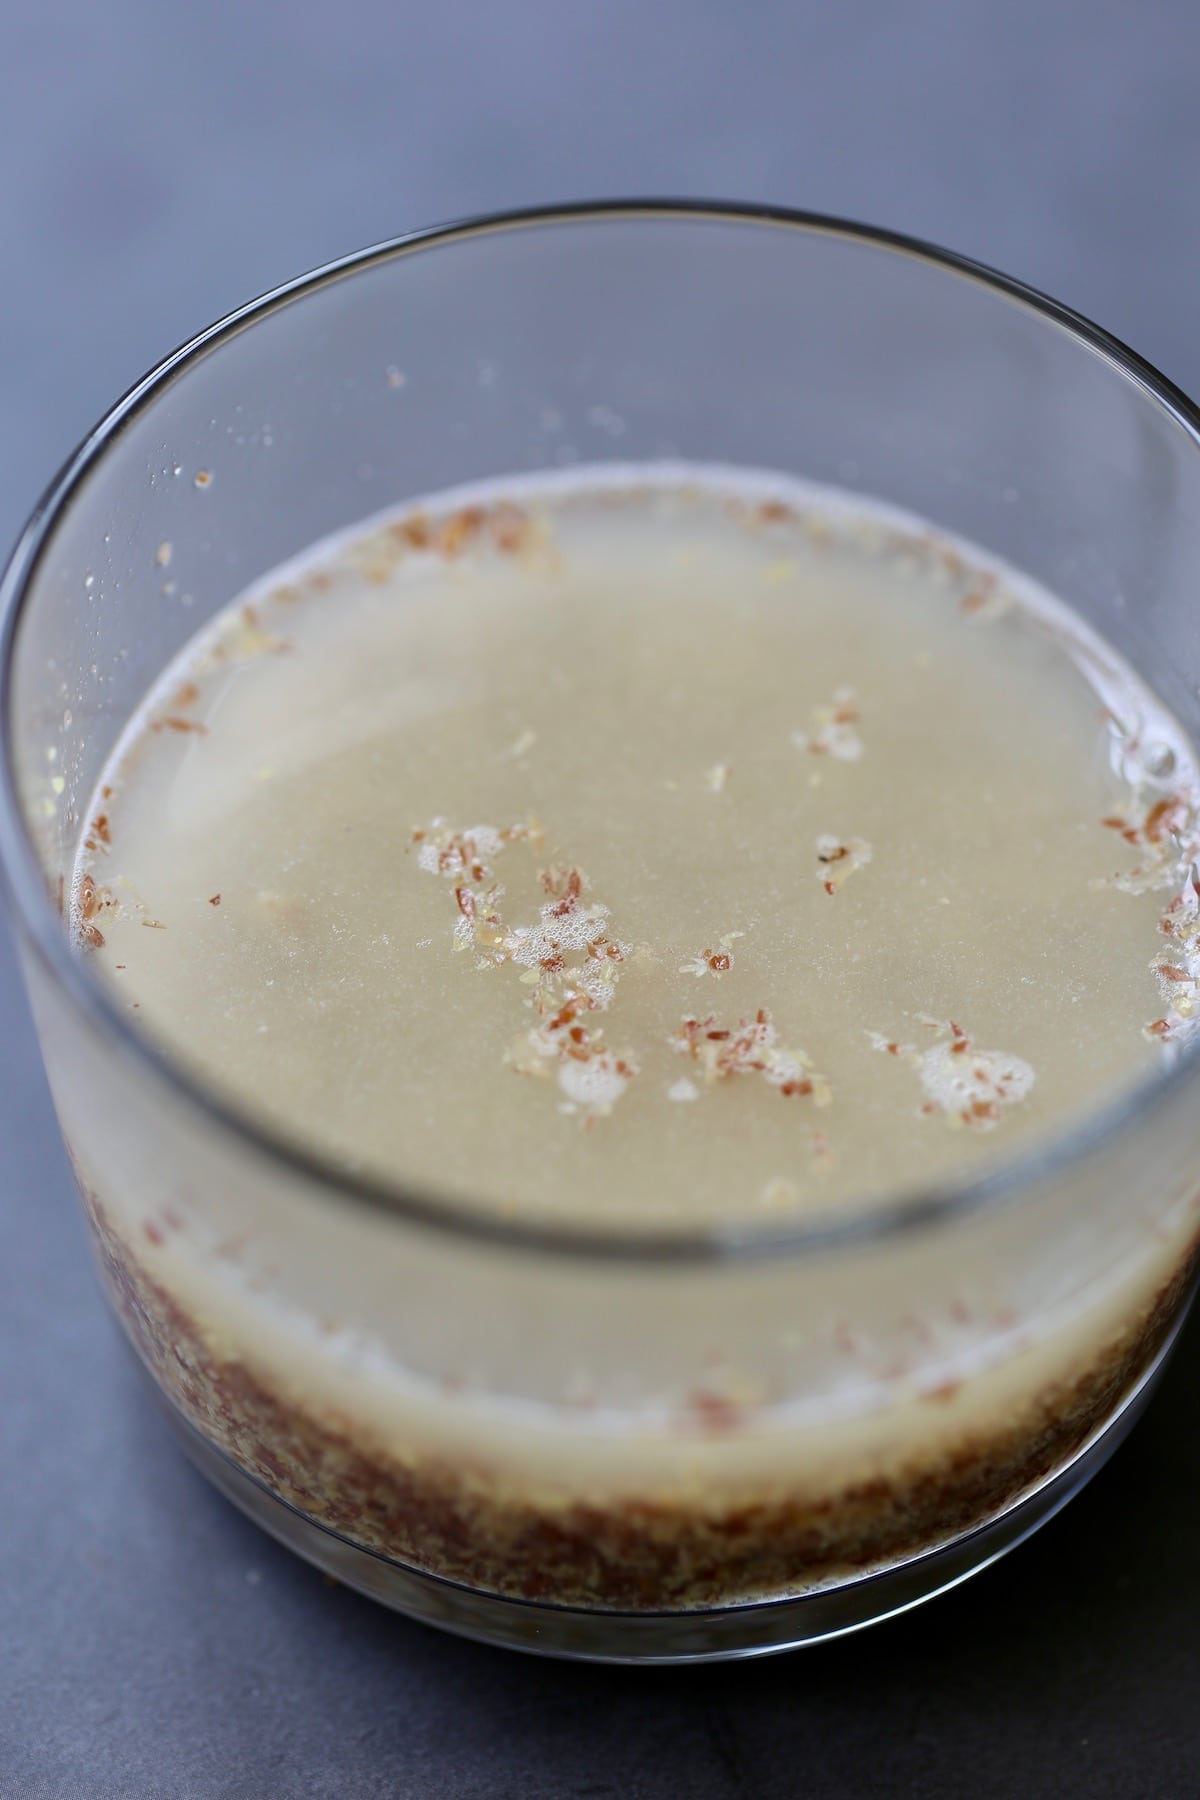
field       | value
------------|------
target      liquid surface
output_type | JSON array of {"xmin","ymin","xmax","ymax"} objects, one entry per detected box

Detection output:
[{"xmin": 75, "ymin": 470, "xmax": 1200, "ymax": 1229}]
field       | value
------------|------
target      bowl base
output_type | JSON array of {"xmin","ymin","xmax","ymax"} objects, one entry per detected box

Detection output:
[{"xmin": 147, "ymin": 1314, "xmax": 1182, "ymax": 1664}]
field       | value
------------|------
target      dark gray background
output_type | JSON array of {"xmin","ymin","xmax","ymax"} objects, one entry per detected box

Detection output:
[{"xmin": 3, "ymin": 3, "xmax": 1199, "ymax": 1795}]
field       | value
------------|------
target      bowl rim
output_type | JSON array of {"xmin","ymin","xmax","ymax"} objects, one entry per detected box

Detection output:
[{"xmin": 4, "ymin": 196, "xmax": 1200, "ymax": 1266}]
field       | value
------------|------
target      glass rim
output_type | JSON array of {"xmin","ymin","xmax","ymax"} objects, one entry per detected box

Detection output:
[{"xmin": 4, "ymin": 196, "xmax": 1200, "ymax": 1267}]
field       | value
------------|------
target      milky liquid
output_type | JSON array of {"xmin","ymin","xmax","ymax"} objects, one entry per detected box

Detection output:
[{"xmin": 74, "ymin": 469, "xmax": 1200, "ymax": 1231}]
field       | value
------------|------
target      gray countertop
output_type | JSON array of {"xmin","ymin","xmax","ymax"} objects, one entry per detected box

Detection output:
[{"xmin": 3, "ymin": 4, "xmax": 1199, "ymax": 1794}]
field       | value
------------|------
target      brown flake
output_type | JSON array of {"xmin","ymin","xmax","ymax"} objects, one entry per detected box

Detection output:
[
  {"xmin": 489, "ymin": 502, "xmax": 532, "ymax": 554},
  {"xmin": 685, "ymin": 1389, "xmax": 745, "ymax": 1433},
  {"xmin": 390, "ymin": 512, "xmax": 432, "ymax": 551},
  {"xmin": 151, "ymin": 716, "xmax": 209, "ymax": 735},
  {"xmin": 438, "ymin": 506, "xmax": 486, "ymax": 558},
  {"xmin": 671, "ymin": 1008, "xmax": 830, "ymax": 1102}
]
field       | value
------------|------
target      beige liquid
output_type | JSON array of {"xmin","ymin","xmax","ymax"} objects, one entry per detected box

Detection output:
[
  {"xmin": 75, "ymin": 469, "xmax": 1199, "ymax": 1230},
  {"xmin": 61, "ymin": 468, "xmax": 1200, "ymax": 1606}
]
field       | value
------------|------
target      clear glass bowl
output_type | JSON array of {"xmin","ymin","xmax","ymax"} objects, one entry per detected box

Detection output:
[{"xmin": 3, "ymin": 203, "xmax": 1199, "ymax": 1663}]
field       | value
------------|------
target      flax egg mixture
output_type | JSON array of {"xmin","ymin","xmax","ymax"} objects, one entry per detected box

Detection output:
[
  {"xmin": 75, "ymin": 471, "xmax": 1200, "ymax": 1224},
  {"xmin": 62, "ymin": 468, "xmax": 1200, "ymax": 1609}
]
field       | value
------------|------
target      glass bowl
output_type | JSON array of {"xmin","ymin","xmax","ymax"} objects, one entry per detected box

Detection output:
[{"xmin": 3, "ymin": 203, "xmax": 1200, "ymax": 1663}]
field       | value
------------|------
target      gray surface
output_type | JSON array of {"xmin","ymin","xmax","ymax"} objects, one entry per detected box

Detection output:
[{"xmin": 3, "ymin": 3, "xmax": 1200, "ymax": 1795}]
